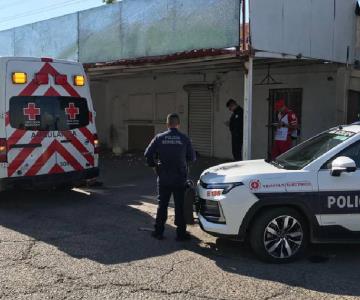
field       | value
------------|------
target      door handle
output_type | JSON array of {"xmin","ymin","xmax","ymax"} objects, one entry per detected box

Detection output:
[
  {"xmin": 60, "ymin": 140, "xmax": 71, "ymax": 144},
  {"xmin": 10, "ymin": 143, "xmax": 42, "ymax": 149}
]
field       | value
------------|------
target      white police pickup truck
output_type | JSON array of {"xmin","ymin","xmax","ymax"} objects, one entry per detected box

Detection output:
[{"xmin": 197, "ymin": 124, "xmax": 360, "ymax": 262}]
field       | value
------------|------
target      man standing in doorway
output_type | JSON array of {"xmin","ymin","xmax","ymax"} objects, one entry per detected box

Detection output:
[
  {"xmin": 144, "ymin": 113, "xmax": 196, "ymax": 241},
  {"xmin": 226, "ymin": 99, "xmax": 244, "ymax": 161},
  {"xmin": 271, "ymin": 99, "xmax": 298, "ymax": 159}
]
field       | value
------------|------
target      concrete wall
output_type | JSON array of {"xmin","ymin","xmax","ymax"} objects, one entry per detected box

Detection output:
[
  {"xmin": 252, "ymin": 65, "xmax": 339, "ymax": 158},
  {"xmin": 90, "ymin": 81, "xmax": 108, "ymax": 142},
  {"xmin": 91, "ymin": 64, "xmax": 341, "ymax": 159},
  {"xmin": 15, "ymin": 14, "xmax": 79, "ymax": 61},
  {"xmin": 0, "ymin": 0, "xmax": 240, "ymax": 63},
  {"xmin": 251, "ymin": 0, "xmax": 357, "ymax": 64}
]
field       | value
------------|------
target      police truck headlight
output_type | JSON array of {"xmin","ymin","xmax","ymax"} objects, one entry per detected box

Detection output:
[{"xmin": 204, "ymin": 182, "xmax": 243, "ymax": 194}]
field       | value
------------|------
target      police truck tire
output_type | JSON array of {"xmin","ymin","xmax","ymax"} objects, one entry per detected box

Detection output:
[{"xmin": 249, "ymin": 207, "xmax": 308, "ymax": 263}]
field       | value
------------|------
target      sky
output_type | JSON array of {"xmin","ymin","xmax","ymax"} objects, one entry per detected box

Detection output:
[{"xmin": 0, "ymin": 0, "xmax": 104, "ymax": 31}]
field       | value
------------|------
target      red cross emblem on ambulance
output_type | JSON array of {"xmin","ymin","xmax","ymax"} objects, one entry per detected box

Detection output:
[
  {"xmin": 65, "ymin": 103, "xmax": 80, "ymax": 120},
  {"xmin": 23, "ymin": 103, "xmax": 40, "ymax": 121}
]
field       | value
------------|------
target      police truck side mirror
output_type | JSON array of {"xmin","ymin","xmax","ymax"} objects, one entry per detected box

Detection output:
[{"xmin": 330, "ymin": 156, "xmax": 357, "ymax": 177}]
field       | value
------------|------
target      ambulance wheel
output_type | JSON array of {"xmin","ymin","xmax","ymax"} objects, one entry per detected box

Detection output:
[{"xmin": 249, "ymin": 207, "xmax": 308, "ymax": 263}]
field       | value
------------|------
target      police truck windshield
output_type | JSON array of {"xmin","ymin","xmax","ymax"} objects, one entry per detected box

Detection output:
[
  {"xmin": 273, "ymin": 129, "xmax": 355, "ymax": 170},
  {"xmin": 9, "ymin": 96, "xmax": 89, "ymax": 131}
]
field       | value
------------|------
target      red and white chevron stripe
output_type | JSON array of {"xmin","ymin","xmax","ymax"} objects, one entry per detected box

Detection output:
[{"xmin": 6, "ymin": 62, "xmax": 96, "ymax": 178}]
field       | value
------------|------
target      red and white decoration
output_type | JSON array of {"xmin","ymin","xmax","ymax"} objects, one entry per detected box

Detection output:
[
  {"xmin": 23, "ymin": 103, "xmax": 40, "ymax": 121},
  {"xmin": 6, "ymin": 62, "xmax": 96, "ymax": 178},
  {"xmin": 65, "ymin": 103, "xmax": 80, "ymax": 120}
]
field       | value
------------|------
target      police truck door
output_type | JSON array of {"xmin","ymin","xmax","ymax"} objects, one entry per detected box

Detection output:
[{"xmin": 317, "ymin": 140, "xmax": 360, "ymax": 234}]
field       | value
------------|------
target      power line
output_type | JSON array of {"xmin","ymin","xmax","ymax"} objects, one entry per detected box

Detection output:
[
  {"xmin": 0, "ymin": 0, "xmax": 93, "ymax": 22},
  {"xmin": 0, "ymin": 0, "xmax": 97, "ymax": 25}
]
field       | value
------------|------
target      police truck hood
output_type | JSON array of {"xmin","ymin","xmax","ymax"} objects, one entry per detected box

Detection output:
[{"xmin": 200, "ymin": 159, "xmax": 288, "ymax": 184}]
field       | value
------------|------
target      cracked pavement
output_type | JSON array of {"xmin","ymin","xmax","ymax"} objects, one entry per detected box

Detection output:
[{"xmin": 0, "ymin": 155, "xmax": 360, "ymax": 299}]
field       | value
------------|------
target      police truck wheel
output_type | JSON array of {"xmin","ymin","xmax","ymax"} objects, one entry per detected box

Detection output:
[{"xmin": 249, "ymin": 208, "xmax": 308, "ymax": 263}]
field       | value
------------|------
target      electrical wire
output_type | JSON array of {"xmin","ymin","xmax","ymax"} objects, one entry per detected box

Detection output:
[
  {"xmin": 0, "ymin": 0, "xmax": 92, "ymax": 22},
  {"xmin": 0, "ymin": 0, "xmax": 97, "ymax": 25}
]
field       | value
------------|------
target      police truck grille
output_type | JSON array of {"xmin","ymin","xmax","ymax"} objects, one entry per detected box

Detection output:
[{"xmin": 199, "ymin": 198, "xmax": 225, "ymax": 224}]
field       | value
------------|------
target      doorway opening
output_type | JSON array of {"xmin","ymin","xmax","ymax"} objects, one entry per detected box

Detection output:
[
  {"xmin": 268, "ymin": 89, "xmax": 303, "ymax": 159},
  {"xmin": 347, "ymin": 90, "xmax": 360, "ymax": 124},
  {"xmin": 186, "ymin": 84, "xmax": 214, "ymax": 157}
]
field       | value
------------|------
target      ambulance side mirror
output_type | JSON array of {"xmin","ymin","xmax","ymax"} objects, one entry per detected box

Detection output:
[{"xmin": 330, "ymin": 156, "xmax": 357, "ymax": 177}]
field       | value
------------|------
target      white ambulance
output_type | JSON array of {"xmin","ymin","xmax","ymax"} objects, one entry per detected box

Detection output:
[
  {"xmin": 197, "ymin": 125, "xmax": 360, "ymax": 262},
  {"xmin": 0, "ymin": 57, "xmax": 99, "ymax": 190}
]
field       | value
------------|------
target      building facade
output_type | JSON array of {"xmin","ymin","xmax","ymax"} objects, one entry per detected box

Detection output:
[
  {"xmin": 0, "ymin": 0, "xmax": 359, "ymax": 160},
  {"xmin": 89, "ymin": 61, "xmax": 346, "ymax": 159}
]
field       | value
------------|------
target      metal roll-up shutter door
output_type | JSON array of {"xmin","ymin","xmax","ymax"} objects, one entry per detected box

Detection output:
[{"xmin": 188, "ymin": 86, "xmax": 213, "ymax": 157}]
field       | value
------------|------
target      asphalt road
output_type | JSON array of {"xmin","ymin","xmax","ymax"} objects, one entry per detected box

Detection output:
[{"xmin": 0, "ymin": 154, "xmax": 360, "ymax": 299}]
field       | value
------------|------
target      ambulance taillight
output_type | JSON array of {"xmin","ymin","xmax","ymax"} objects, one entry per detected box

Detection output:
[
  {"xmin": 0, "ymin": 139, "xmax": 7, "ymax": 162},
  {"xmin": 94, "ymin": 134, "xmax": 100, "ymax": 154}
]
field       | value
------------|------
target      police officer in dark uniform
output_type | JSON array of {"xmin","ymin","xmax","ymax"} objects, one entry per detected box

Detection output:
[
  {"xmin": 144, "ymin": 113, "xmax": 196, "ymax": 241},
  {"xmin": 226, "ymin": 99, "xmax": 244, "ymax": 161}
]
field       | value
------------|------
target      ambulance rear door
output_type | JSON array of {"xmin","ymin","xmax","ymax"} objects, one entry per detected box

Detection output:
[
  {"xmin": 5, "ymin": 58, "xmax": 96, "ymax": 178},
  {"xmin": 6, "ymin": 58, "xmax": 57, "ymax": 177},
  {"xmin": 48, "ymin": 61, "xmax": 96, "ymax": 173}
]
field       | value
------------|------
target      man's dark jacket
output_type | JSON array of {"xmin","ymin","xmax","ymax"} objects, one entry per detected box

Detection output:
[
  {"xmin": 229, "ymin": 106, "xmax": 244, "ymax": 138},
  {"xmin": 144, "ymin": 128, "xmax": 196, "ymax": 187}
]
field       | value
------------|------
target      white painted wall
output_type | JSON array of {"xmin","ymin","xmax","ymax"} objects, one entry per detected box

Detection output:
[
  {"xmin": 90, "ymin": 63, "xmax": 342, "ymax": 160},
  {"xmin": 90, "ymin": 81, "xmax": 109, "ymax": 145},
  {"xmin": 252, "ymin": 64, "xmax": 339, "ymax": 158},
  {"xmin": 251, "ymin": 0, "xmax": 357, "ymax": 64}
]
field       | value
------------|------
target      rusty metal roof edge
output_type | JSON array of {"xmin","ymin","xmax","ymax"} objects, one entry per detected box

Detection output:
[{"xmin": 84, "ymin": 48, "xmax": 250, "ymax": 70}]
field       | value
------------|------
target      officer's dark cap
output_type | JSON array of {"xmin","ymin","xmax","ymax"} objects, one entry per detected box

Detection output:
[
  {"xmin": 167, "ymin": 113, "xmax": 180, "ymax": 126},
  {"xmin": 226, "ymin": 99, "xmax": 237, "ymax": 107}
]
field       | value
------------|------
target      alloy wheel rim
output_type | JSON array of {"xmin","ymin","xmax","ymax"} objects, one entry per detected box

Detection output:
[{"xmin": 263, "ymin": 215, "xmax": 303, "ymax": 259}]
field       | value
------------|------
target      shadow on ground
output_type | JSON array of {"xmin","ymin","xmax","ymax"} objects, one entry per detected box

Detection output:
[
  {"xmin": 0, "ymin": 154, "xmax": 359, "ymax": 297},
  {"xmin": 0, "ymin": 187, "xmax": 202, "ymax": 265},
  {"xmin": 199, "ymin": 238, "xmax": 360, "ymax": 296}
]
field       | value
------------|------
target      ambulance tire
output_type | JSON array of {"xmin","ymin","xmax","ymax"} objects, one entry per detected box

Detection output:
[{"xmin": 249, "ymin": 207, "xmax": 308, "ymax": 263}]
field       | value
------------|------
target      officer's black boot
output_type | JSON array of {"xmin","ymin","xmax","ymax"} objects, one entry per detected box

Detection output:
[
  {"xmin": 176, "ymin": 232, "xmax": 191, "ymax": 241},
  {"xmin": 176, "ymin": 227, "xmax": 191, "ymax": 241}
]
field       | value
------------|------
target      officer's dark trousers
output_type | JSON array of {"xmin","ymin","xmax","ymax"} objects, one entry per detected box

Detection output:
[
  {"xmin": 155, "ymin": 185, "xmax": 186, "ymax": 236},
  {"xmin": 232, "ymin": 134, "xmax": 243, "ymax": 161}
]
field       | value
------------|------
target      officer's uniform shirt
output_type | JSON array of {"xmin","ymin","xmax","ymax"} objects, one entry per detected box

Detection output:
[
  {"xmin": 144, "ymin": 128, "xmax": 196, "ymax": 187},
  {"xmin": 229, "ymin": 106, "xmax": 244, "ymax": 138},
  {"xmin": 275, "ymin": 108, "xmax": 298, "ymax": 141}
]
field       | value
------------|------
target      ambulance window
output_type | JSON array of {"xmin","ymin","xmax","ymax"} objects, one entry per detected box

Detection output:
[
  {"xmin": 9, "ymin": 96, "xmax": 89, "ymax": 131},
  {"xmin": 322, "ymin": 141, "xmax": 360, "ymax": 169},
  {"xmin": 58, "ymin": 98, "xmax": 90, "ymax": 130}
]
